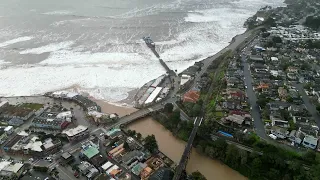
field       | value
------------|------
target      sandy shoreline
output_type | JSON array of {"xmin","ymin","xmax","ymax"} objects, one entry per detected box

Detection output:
[{"xmin": 92, "ymin": 98, "xmax": 137, "ymax": 117}]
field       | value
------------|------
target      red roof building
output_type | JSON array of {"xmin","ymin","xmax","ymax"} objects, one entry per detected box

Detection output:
[{"xmin": 183, "ymin": 90, "xmax": 200, "ymax": 103}]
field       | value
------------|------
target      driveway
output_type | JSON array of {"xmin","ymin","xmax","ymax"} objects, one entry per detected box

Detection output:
[{"xmin": 242, "ymin": 53, "xmax": 267, "ymax": 139}]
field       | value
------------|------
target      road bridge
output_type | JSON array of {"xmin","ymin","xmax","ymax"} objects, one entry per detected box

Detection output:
[{"xmin": 173, "ymin": 117, "xmax": 203, "ymax": 180}]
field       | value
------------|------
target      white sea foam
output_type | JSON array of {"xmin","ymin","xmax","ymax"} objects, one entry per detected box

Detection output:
[
  {"xmin": 0, "ymin": 63, "xmax": 164, "ymax": 101},
  {"xmin": 0, "ymin": 36, "xmax": 33, "ymax": 48},
  {"xmin": 42, "ymin": 10, "xmax": 73, "ymax": 15},
  {"xmin": 40, "ymin": 50, "xmax": 156, "ymax": 65},
  {"xmin": 19, "ymin": 41, "xmax": 74, "ymax": 54},
  {"xmin": 0, "ymin": 60, "xmax": 10, "ymax": 65}
]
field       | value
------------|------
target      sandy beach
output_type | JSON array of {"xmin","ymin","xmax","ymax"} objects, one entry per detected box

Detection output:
[{"xmin": 92, "ymin": 99, "xmax": 137, "ymax": 117}]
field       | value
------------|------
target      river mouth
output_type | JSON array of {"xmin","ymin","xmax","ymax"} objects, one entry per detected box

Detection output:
[{"xmin": 127, "ymin": 116, "xmax": 247, "ymax": 180}]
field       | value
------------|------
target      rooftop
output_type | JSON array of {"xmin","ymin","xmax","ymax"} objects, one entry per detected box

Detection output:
[
  {"xmin": 304, "ymin": 135, "xmax": 318, "ymax": 144},
  {"xmin": 83, "ymin": 146, "xmax": 99, "ymax": 159},
  {"xmin": 149, "ymin": 168, "xmax": 174, "ymax": 180},
  {"xmin": 63, "ymin": 125, "xmax": 88, "ymax": 137},
  {"xmin": 106, "ymin": 128, "xmax": 121, "ymax": 137},
  {"xmin": 61, "ymin": 152, "xmax": 72, "ymax": 160},
  {"xmin": 22, "ymin": 136, "xmax": 43, "ymax": 152},
  {"xmin": 32, "ymin": 117, "xmax": 64, "ymax": 127}
]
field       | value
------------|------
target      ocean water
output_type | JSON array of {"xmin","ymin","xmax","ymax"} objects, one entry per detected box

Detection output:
[{"xmin": 0, "ymin": 0, "xmax": 285, "ymax": 102}]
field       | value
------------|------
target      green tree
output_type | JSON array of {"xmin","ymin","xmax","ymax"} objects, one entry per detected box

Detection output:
[
  {"xmin": 190, "ymin": 171, "xmax": 207, "ymax": 180},
  {"xmin": 127, "ymin": 130, "xmax": 136, "ymax": 137},
  {"xmin": 316, "ymin": 104, "xmax": 320, "ymax": 113},
  {"xmin": 272, "ymin": 36, "xmax": 282, "ymax": 44},
  {"xmin": 191, "ymin": 104, "xmax": 202, "ymax": 117},
  {"xmin": 225, "ymin": 144, "xmax": 240, "ymax": 168},
  {"xmin": 268, "ymin": 168, "xmax": 280, "ymax": 180},
  {"xmin": 286, "ymin": 96, "xmax": 293, "ymax": 103},
  {"xmin": 170, "ymin": 110, "xmax": 181, "ymax": 126},
  {"xmin": 144, "ymin": 135, "xmax": 158, "ymax": 153},
  {"xmin": 136, "ymin": 132, "xmax": 142, "ymax": 140},
  {"xmin": 256, "ymin": 98, "xmax": 269, "ymax": 109},
  {"xmin": 251, "ymin": 158, "xmax": 262, "ymax": 178},
  {"xmin": 288, "ymin": 120, "xmax": 297, "ymax": 131},
  {"xmin": 239, "ymin": 150, "xmax": 248, "ymax": 165},
  {"xmin": 164, "ymin": 103, "xmax": 174, "ymax": 113},
  {"xmin": 310, "ymin": 164, "xmax": 320, "ymax": 180},
  {"xmin": 303, "ymin": 150, "xmax": 316, "ymax": 164}
]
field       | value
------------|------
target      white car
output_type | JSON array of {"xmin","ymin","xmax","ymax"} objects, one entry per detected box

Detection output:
[{"xmin": 45, "ymin": 157, "xmax": 52, "ymax": 162}]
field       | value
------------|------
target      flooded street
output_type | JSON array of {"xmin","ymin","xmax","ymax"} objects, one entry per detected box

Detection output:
[{"xmin": 128, "ymin": 117, "xmax": 247, "ymax": 180}]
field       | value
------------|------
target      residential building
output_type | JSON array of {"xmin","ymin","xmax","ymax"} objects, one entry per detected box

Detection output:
[
  {"xmin": 122, "ymin": 150, "xmax": 145, "ymax": 167},
  {"xmin": 249, "ymin": 55, "xmax": 264, "ymax": 63},
  {"xmin": 8, "ymin": 118, "xmax": 24, "ymax": 127},
  {"xmin": 270, "ymin": 113, "xmax": 288, "ymax": 128},
  {"xmin": 287, "ymin": 66, "xmax": 298, "ymax": 73},
  {"xmin": 302, "ymin": 135, "xmax": 318, "ymax": 149},
  {"xmin": 0, "ymin": 128, "xmax": 7, "ymax": 145},
  {"xmin": 271, "ymin": 126, "xmax": 288, "ymax": 139},
  {"xmin": 56, "ymin": 111, "xmax": 73, "ymax": 122},
  {"xmin": 278, "ymin": 87, "xmax": 288, "ymax": 100},
  {"xmin": 78, "ymin": 162, "xmax": 90, "ymax": 175},
  {"xmin": 180, "ymin": 74, "xmax": 193, "ymax": 89},
  {"xmin": 149, "ymin": 168, "xmax": 174, "ymax": 180},
  {"xmin": 3, "ymin": 135, "xmax": 23, "ymax": 152},
  {"xmin": 89, "ymin": 154, "xmax": 107, "ymax": 168},
  {"xmin": 4, "ymin": 126, "xmax": 13, "ymax": 135},
  {"xmin": 224, "ymin": 114, "xmax": 250, "ymax": 126},
  {"xmin": 9, "ymin": 136, "xmax": 61, "ymax": 157},
  {"xmin": 62, "ymin": 125, "xmax": 89, "ymax": 142},
  {"xmin": 82, "ymin": 146, "xmax": 100, "ymax": 160},
  {"xmin": 0, "ymin": 161, "xmax": 24, "ymax": 179},
  {"xmin": 288, "ymin": 130, "xmax": 305, "ymax": 144},
  {"xmin": 183, "ymin": 90, "xmax": 200, "ymax": 103},
  {"xmin": 31, "ymin": 117, "xmax": 68, "ymax": 131},
  {"xmin": 61, "ymin": 152, "xmax": 74, "ymax": 165}
]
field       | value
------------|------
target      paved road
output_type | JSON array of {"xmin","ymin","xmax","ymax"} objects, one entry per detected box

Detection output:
[
  {"xmin": 294, "ymin": 83, "xmax": 320, "ymax": 127},
  {"xmin": 242, "ymin": 52, "xmax": 267, "ymax": 139}
]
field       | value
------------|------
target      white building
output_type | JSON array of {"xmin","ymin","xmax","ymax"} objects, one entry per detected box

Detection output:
[
  {"xmin": 302, "ymin": 135, "xmax": 318, "ymax": 149},
  {"xmin": 62, "ymin": 125, "xmax": 89, "ymax": 141},
  {"xmin": 180, "ymin": 74, "xmax": 192, "ymax": 88},
  {"xmin": 288, "ymin": 130, "xmax": 305, "ymax": 144},
  {"xmin": 56, "ymin": 111, "xmax": 73, "ymax": 122},
  {"xmin": 271, "ymin": 126, "xmax": 288, "ymax": 139},
  {"xmin": 4, "ymin": 126, "xmax": 13, "ymax": 135}
]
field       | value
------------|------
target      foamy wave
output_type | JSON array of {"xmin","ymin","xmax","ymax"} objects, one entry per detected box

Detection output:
[
  {"xmin": 42, "ymin": 10, "xmax": 73, "ymax": 15},
  {"xmin": 19, "ymin": 41, "xmax": 74, "ymax": 54},
  {"xmin": 0, "ymin": 60, "xmax": 11, "ymax": 65},
  {"xmin": 0, "ymin": 64, "xmax": 164, "ymax": 101},
  {"xmin": 0, "ymin": 36, "xmax": 33, "ymax": 48},
  {"xmin": 40, "ymin": 50, "xmax": 156, "ymax": 65}
]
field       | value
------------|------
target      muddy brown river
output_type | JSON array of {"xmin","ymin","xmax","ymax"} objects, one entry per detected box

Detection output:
[{"xmin": 128, "ymin": 117, "xmax": 247, "ymax": 180}]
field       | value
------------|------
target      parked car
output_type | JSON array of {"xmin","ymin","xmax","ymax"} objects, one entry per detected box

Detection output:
[{"xmin": 74, "ymin": 171, "xmax": 80, "ymax": 178}]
